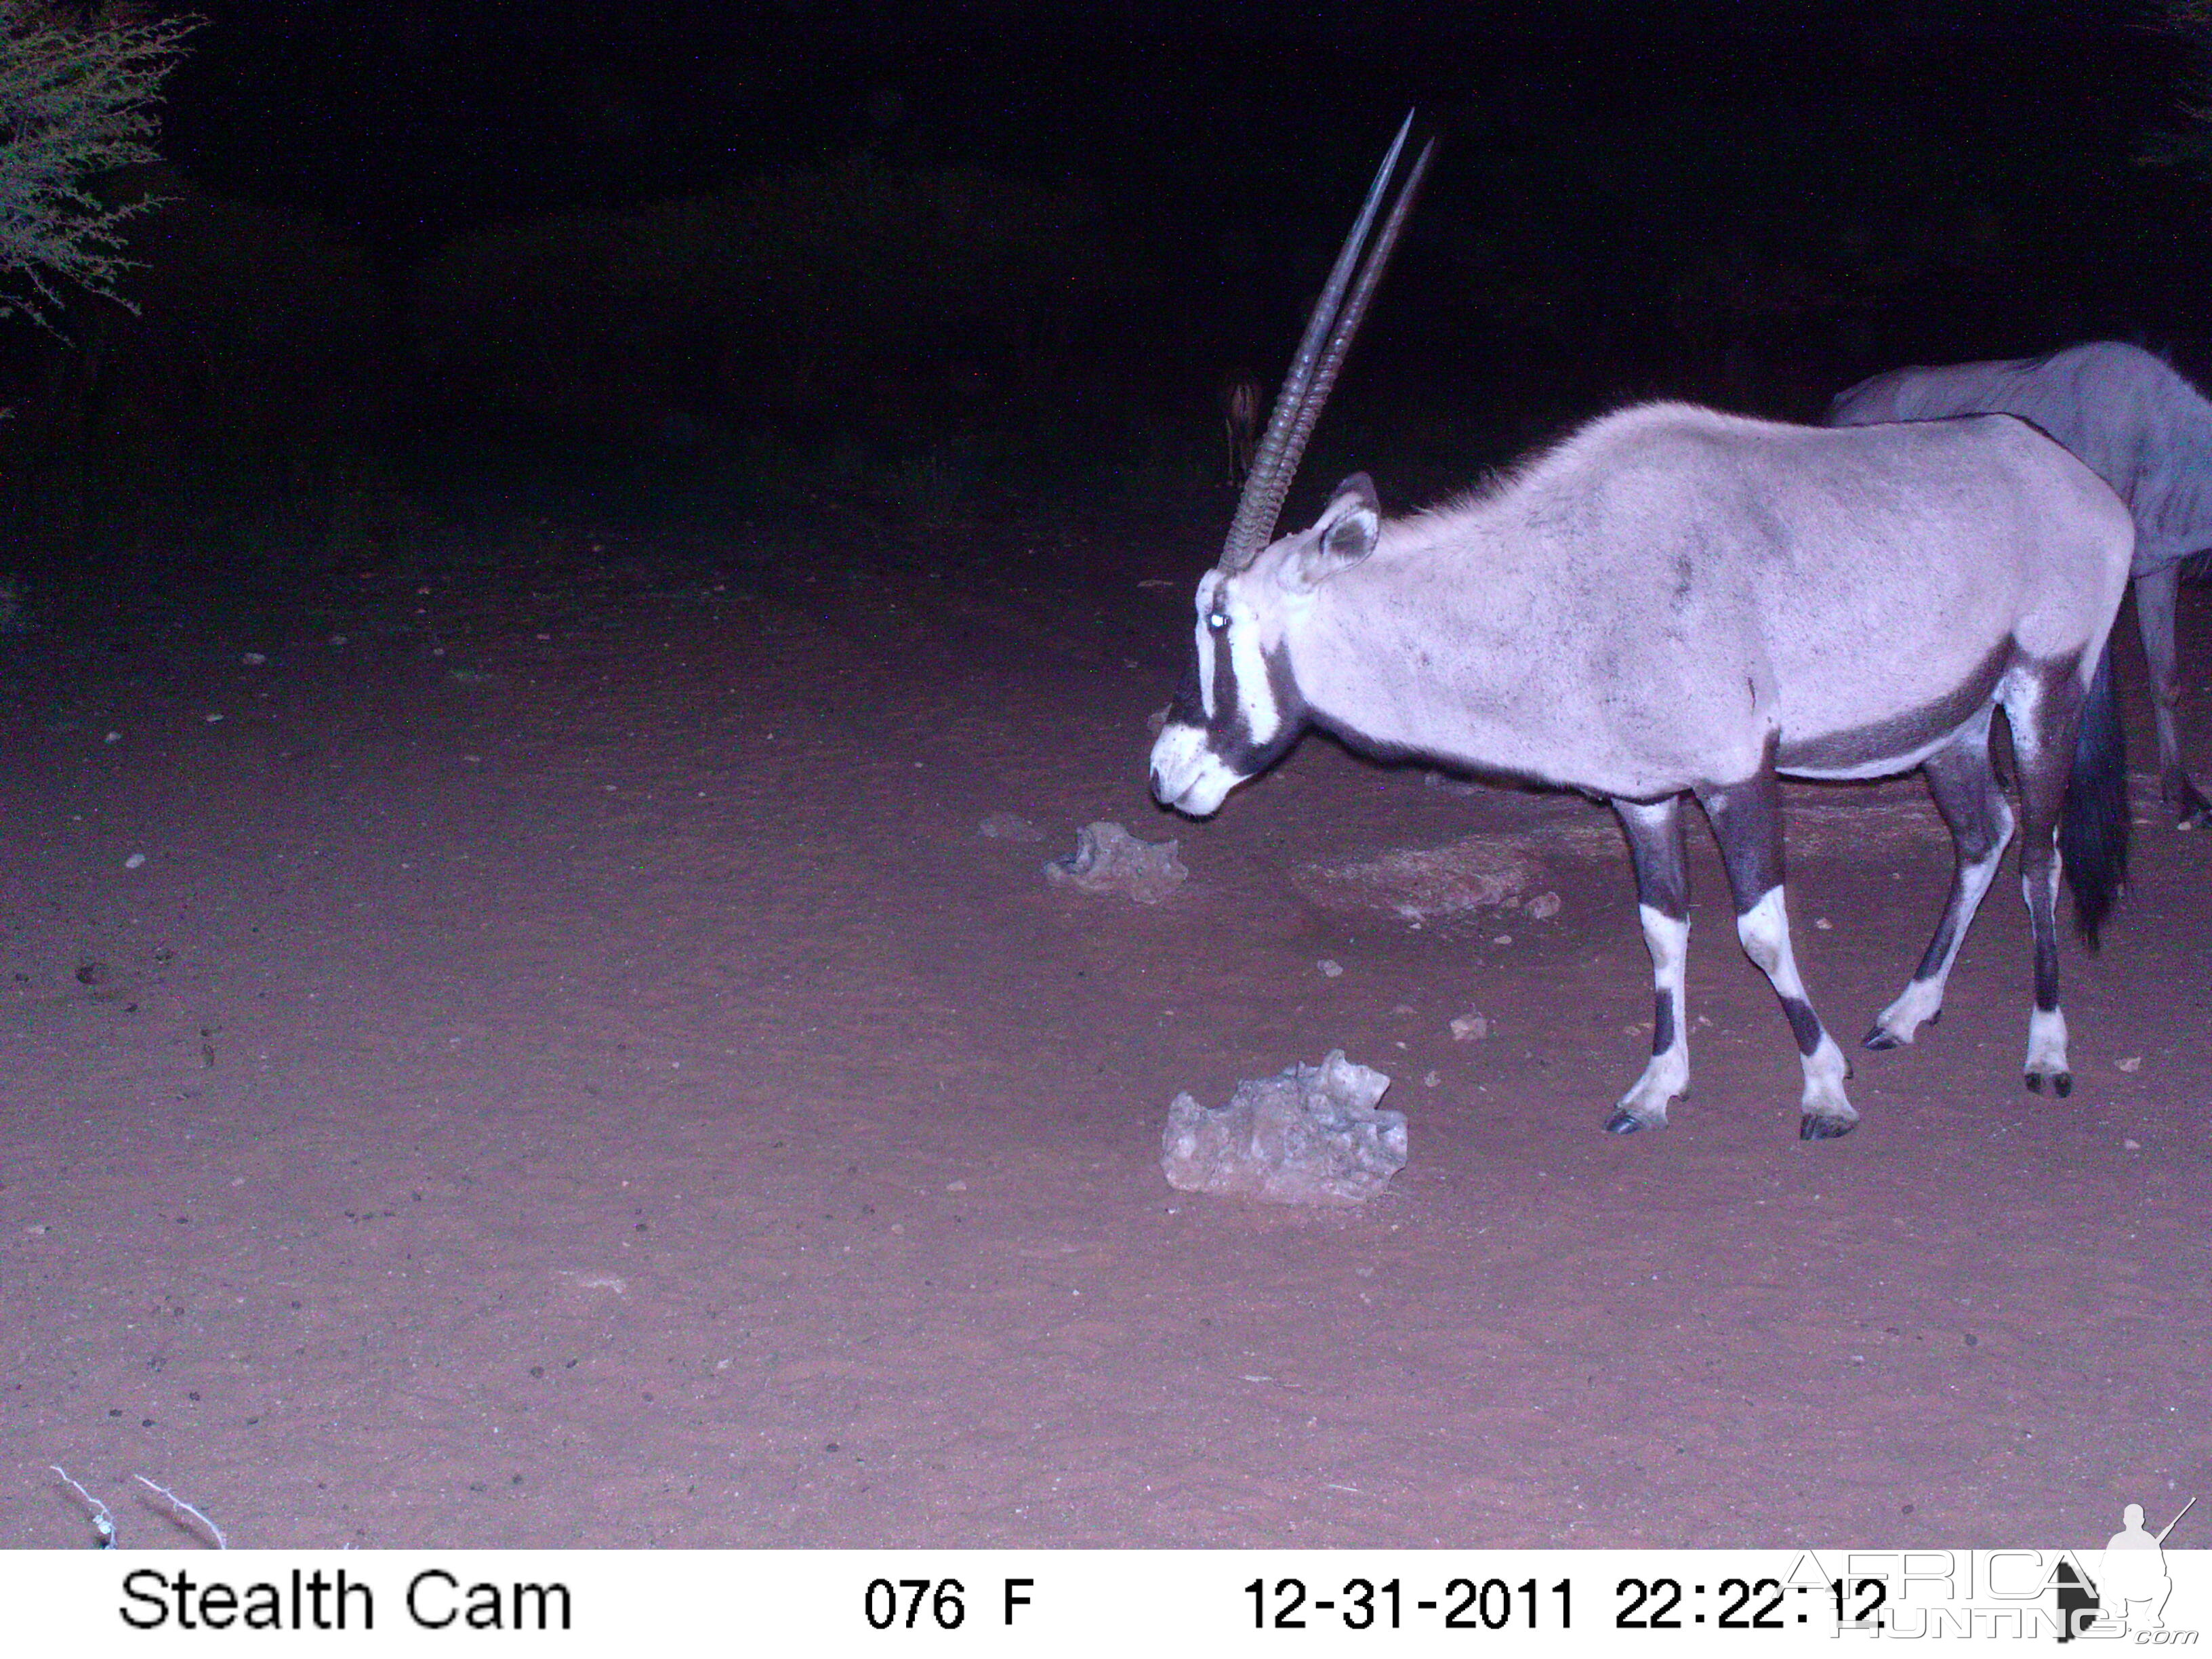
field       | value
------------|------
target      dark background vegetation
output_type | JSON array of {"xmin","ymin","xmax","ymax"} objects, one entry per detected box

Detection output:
[{"xmin": 3, "ymin": 1, "xmax": 2209, "ymax": 612}]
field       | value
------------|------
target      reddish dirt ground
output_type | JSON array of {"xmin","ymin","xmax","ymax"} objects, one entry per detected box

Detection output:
[{"xmin": 3, "ymin": 504, "xmax": 2208, "ymax": 1550}]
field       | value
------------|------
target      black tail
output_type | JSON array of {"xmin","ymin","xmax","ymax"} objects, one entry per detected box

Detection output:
[{"xmin": 2058, "ymin": 643, "xmax": 2127, "ymax": 951}]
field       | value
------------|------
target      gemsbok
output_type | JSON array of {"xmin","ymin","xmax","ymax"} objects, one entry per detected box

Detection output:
[{"xmin": 1149, "ymin": 117, "xmax": 2136, "ymax": 1140}]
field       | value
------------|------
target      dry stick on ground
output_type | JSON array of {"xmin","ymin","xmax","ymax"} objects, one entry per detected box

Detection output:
[
  {"xmin": 136, "ymin": 1474, "xmax": 227, "ymax": 1549},
  {"xmin": 49, "ymin": 1465, "xmax": 117, "ymax": 1548}
]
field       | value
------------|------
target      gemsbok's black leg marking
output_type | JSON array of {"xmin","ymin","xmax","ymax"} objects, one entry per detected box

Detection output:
[
  {"xmin": 1605, "ymin": 796, "xmax": 1690, "ymax": 1134},
  {"xmin": 1697, "ymin": 758, "xmax": 1857, "ymax": 1141}
]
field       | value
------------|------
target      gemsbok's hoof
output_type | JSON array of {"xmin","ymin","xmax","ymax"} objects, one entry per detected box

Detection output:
[
  {"xmin": 1603, "ymin": 1108, "xmax": 1656, "ymax": 1135},
  {"xmin": 1799, "ymin": 1113, "xmax": 1858, "ymax": 1142},
  {"xmin": 1862, "ymin": 1025, "xmax": 1902, "ymax": 1051},
  {"xmin": 2025, "ymin": 1069, "xmax": 2073, "ymax": 1098}
]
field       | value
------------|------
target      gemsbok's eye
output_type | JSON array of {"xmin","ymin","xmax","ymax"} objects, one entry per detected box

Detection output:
[{"xmin": 1206, "ymin": 611, "xmax": 1229, "ymax": 633}]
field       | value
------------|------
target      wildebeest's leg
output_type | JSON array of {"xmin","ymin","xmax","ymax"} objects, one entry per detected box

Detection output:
[
  {"xmin": 2135, "ymin": 563, "xmax": 2211, "ymax": 827},
  {"xmin": 2007, "ymin": 667, "xmax": 2081, "ymax": 1095},
  {"xmin": 1605, "ymin": 796, "xmax": 1691, "ymax": 1134},
  {"xmin": 1696, "ymin": 764, "xmax": 1858, "ymax": 1140},
  {"xmin": 1866, "ymin": 709, "xmax": 2015, "ymax": 1049}
]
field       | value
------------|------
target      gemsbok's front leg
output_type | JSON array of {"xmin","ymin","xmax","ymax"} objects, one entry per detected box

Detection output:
[
  {"xmin": 1605, "ymin": 796, "xmax": 1692, "ymax": 1134},
  {"xmin": 1697, "ymin": 764, "xmax": 1858, "ymax": 1140}
]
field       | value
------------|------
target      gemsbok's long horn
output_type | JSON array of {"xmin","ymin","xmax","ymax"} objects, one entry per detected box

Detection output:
[{"xmin": 1218, "ymin": 113, "xmax": 1435, "ymax": 574}]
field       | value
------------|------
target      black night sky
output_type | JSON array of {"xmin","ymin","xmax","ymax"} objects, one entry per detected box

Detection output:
[{"xmin": 7, "ymin": 1, "xmax": 2212, "ymax": 591}]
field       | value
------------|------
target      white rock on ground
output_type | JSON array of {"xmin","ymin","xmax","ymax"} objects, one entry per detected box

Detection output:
[{"xmin": 1162, "ymin": 1050, "xmax": 1407, "ymax": 1206}]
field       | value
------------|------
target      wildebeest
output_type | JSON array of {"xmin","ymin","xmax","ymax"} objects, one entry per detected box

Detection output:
[
  {"xmin": 1150, "ymin": 121, "xmax": 2136, "ymax": 1140},
  {"xmin": 1828, "ymin": 341, "xmax": 2212, "ymax": 826}
]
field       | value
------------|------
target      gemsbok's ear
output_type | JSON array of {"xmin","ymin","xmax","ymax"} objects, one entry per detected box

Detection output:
[{"xmin": 1282, "ymin": 473, "xmax": 1381, "ymax": 592}]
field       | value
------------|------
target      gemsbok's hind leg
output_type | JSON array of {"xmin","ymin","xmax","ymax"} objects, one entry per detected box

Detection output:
[
  {"xmin": 1605, "ymin": 796, "xmax": 1692, "ymax": 1134},
  {"xmin": 1696, "ymin": 764, "xmax": 1858, "ymax": 1140},
  {"xmin": 1866, "ymin": 710, "xmax": 2015, "ymax": 1050},
  {"xmin": 2008, "ymin": 670, "xmax": 2083, "ymax": 1095}
]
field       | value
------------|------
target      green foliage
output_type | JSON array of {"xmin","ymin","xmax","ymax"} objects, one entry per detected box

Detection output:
[{"xmin": 0, "ymin": 3, "xmax": 197, "ymax": 330}]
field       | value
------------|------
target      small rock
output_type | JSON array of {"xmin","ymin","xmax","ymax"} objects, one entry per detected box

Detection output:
[
  {"xmin": 1450, "ymin": 1012, "xmax": 1490, "ymax": 1042},
  {"xmin": 1492, "ymin": 934, "xmax": 1513, "ymax": 945},
  {"xmin": 1044, "ymin": 822, "xmax": 1188, "ymax": 904},
  {"xmin": 1525, "ymin": 891, "xmax": 1561, "ymax": 920},
  {"xmin": 123, "ymin": 853, "xmax": 146, "ymax": 870},
  {"xmin": 977, "ymin": 812, "xmax": 1044, "ymax": 843},
  {"xmin": 1317, "ymin": 959, "xmax": 1343, "ymax": 979},
  {"xmin": 241, "ymin": 652, "xmax": 267, "ymax": 666},
  {"xmin": 1162, "ymin": 1050, "xmax": 1408, "ymax": 1206},
  {"xmin": 1815, "ymin": 916, "xmax": 1832, "ymax": 930},
  {"xmin": 2123, "ymin": 1139, "xmax": 2142, "ymax": 1151},
  {"xmin": 1421, "ymin": 1070, "xmax": 1441, "ymax": 1088},
  {"xmin": 2116, "ymin": 1056, "xmax": 2143, "ymax": 1073}
]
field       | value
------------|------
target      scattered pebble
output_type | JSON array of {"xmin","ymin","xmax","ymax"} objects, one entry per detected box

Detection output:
[
  {"xmin": 103, "ymin": 731, "xmax": 119, "ymax": 744},
  {"xmin": 1450, "ymin": 1012, "xmax": 1490, "ymax": 1042},
  {"xmin": 945, "ymin": 1179, "xmax": 967, "ymax": 1192},
  {"xmin": 241, "ymin": 653, "xmax": 266, "ymax": 666},
  {"xmin": 977, "ymin": 812, "xmax": 1044, "ymax": 843},
  {"xmin": 1492, "ymin": 934, "xmax": 1513, "ymax": 945},
  {"xmin": 328, "ymin": 634, "xmax": 347, "ymax": 647},
  {"xmin": 1421, "ymin": 1070, "xmax": 1440, "ymax": 1088},
  {"xmin": 203, "ymin": 713, "xmax": 224, "ymax": 724},
  {"xmin": 123, "ymin": 853, "xmax": 146, "ymax": 870},
  {"xmin": 1815, "ymin": 916, "xmax": 1832, "ymax": 930},
  {"xmin": 1317, "ymin": 959, "xmax": 1343, "ymax": 978},
  {"xmin": 2123, "ymin": 1139, "xmax": 2142, "ymax": 1151},
  {"xmin": 2116, "ymin": 1056, "xmax": 2142, "ymax": 1073},
  {"xmin": 1525, "ymin": 892, "xmax": 1561, "ymax": 920}
]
